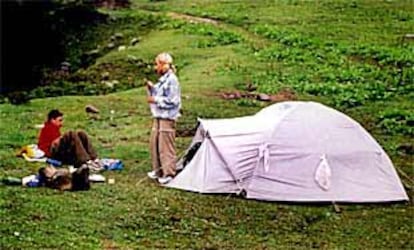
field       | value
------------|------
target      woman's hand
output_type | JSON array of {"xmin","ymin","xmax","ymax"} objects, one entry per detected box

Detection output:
[
  {"xmin": 147, "ymin": 96, "xmax": 155, "ymax": 103},
  {"xmin": 146, "ymin": 79, "xmax": 154, "ymax": 90}
]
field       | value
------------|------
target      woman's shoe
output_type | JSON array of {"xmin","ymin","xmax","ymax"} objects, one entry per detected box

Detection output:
[
  {"xmin": 158, "ymin": 176, "xmax": 173, "ymax": 184},
  {"xmin": 147, "ymin": 170, "xmax": 158, "ymax": 179}
]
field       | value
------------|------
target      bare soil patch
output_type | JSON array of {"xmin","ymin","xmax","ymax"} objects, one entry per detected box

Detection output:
[
  {"xmin": 167, "ymin": 12, "xmax": 219, "ymax": 25},
  {"xmin": 220, "ymin": 88, "xmax": 297, "ymax": 103}
]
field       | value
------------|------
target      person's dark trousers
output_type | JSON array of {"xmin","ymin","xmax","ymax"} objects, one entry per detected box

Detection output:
[{"xmin": 51, "ymin": 130, "xmax": 97, "ymax": 167}]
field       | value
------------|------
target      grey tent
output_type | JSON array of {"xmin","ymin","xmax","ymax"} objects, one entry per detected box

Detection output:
[{"xmin": 166, "ymin": 101, "xmax": 408, "ymax": 202}]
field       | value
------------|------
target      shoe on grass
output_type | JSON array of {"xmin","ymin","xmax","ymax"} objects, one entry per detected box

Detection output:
[
  {"xmin": 86, "ymin": 160, "xmax": 104, "ymax": 172},
  {"xmin": 147, "ymin": 170, "xmax": 158, "ymax": 179},
  {"xmin": 158, "ymin": 176, "xmax": 173, "ymax": 184}
]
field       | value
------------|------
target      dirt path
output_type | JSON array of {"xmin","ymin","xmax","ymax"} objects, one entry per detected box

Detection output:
[
  {"xmin": 166, "ymin": 11, "xmax": 270, "ymax": 49},
  {"xmin": 167, "ymin": 12, "xmax": 219, "ymax": 25}
]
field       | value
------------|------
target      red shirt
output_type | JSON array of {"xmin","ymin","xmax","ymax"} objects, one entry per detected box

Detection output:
[{"xmin": 38, "ymin": 121, "xmax": 61, "ymax": 157}]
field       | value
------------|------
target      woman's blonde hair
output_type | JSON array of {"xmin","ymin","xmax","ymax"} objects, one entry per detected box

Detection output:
[{"xmin": 156, "ymin": 52, "xmax": 176, "ymax": 73}]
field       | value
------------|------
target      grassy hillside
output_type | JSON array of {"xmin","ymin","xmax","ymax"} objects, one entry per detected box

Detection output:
[{"xmin": 1, "ymin": 0, "xmax": 413, "ymax": 249}]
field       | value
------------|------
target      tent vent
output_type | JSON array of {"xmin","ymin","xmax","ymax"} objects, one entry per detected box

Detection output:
[
  {"xmin": 258, "ymin": 143, "xmax": 270, "ymax": 172},
  {"xmin": 315, "ymin": 154, "xmax": 332, "ymax": 191}
]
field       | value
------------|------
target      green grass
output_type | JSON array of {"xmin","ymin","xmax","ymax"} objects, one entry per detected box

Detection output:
[{"xmin": 1, "ymin": 0, "xmax": 413, "ymax": 249}]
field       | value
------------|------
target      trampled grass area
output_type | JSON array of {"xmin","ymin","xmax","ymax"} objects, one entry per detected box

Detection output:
[{"xmin": 1, "ymin": 1, "xmax": 413, "ymax": 249}]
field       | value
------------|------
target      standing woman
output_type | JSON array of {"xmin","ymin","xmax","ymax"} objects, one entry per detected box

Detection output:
[{"xmin": 146, "ymin": 52, "xmax": 181, "ymax": 184}]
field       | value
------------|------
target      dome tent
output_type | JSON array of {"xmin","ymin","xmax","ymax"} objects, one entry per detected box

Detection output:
[{"xmin": 166, "ymin": 101, "xmax": 408, "ymax": 202}]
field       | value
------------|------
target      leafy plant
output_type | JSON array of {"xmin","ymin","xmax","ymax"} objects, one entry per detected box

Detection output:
[
  {"xmin": 378, "ymin": 109, "xmax": 414, "ymax": 136},
  {"xmin": 180, "ymin": 23, "xmax": 243, "ymax": 47}
]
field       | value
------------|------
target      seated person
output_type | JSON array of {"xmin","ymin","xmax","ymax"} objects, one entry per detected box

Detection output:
[{"xmin": 38, "ymin": 109, "xmax": 99, "ymax": 168}]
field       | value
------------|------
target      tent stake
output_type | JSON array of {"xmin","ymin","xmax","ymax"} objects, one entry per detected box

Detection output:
[{"xmin": 332, "ymin": 202, "xmax": 341, "ymax": 213}]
